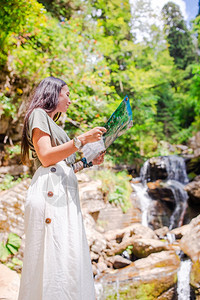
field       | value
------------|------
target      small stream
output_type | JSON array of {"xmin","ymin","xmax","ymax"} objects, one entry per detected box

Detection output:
[
  {"xmin": 166, "ymin": 233, "xmax": 192, "ymax": 300},
  {"xmin": 95, "ymin": 278, "xmax": 120, "ymax": 300},
  {"xmin": 177, "ymin": 258, "xmax": 192, "ymax": 300}
]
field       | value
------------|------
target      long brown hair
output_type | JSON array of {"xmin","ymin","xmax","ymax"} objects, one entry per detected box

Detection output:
[{"xmin": 21, "ymin": 76, "xmax": 67, "ymax": 165}]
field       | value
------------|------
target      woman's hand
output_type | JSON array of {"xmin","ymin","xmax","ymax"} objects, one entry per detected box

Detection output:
[
  {"xmin": 78, "ymin": 127, "xmax": 107, "ymax": 145},
  {"xmin": 92, "ymin": 151, "xmax": 106, "ymax": 165}
]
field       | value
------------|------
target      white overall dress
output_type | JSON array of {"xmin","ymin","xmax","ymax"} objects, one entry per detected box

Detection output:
[{"xmin": 18, "ymin": 108, "xmax": 95, "ymax": 300}]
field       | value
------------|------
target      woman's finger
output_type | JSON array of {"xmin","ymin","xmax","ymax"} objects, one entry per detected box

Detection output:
[{"xmin": 96, "ymin": 127, "xmax": 107, "ymax": 133}]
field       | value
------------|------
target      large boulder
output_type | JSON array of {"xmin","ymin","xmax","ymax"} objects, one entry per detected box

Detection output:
[
  {"xmin": 170, "ymin": 224, "xmax": 191, "ymax": 239},
  {"xmin": 147, "ymin": 200, "xmax": 172, "ymax": 229},
  {"xmin": 131, "ymin": 238, "xmax": 169, "ymax": 258},
  {"xmin": 105, "ymin": 236, "xmax": 168, "ymax": 258},
  {"xmin": 147, "ymin": 180, "xmax": 174, "ymax": 202},
  {"xmin": 154, "ymin": 226, "xmax": 169, "ymax": 239},
  {"xmin": 104, "ymin": 223, "xmax": 158, "ymax": 242},
  {"xmin": 95, "ymin": 251, "xmax": 180, "ymax": 300},
  {"xmin": 108, "ymin": 255, "xmax": 132, "ymax": 269},
  {"xmin": 179, "ymin": 215, "xmax": 200, "ymax": 295},
  {"xmin": 185, "ymin": 176, "xmax": 200, "ymax": 205},
  {"xmin": 147, "ymin": 179, "xmax": 188, "ymax": 230},
  {"xmin": 180, "ymin": 215, "xmax": 200, "ymax": 261}
]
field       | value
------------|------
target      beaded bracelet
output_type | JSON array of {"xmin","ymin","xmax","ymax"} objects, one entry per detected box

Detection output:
[{"xmin": 81, "ymin": 157, "xmax": 93, "ymax": 168}]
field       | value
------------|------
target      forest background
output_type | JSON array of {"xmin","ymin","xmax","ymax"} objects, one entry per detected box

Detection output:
[{"xmin": 1, "ymin": 0, "xmax": 200, "ymax": 166}]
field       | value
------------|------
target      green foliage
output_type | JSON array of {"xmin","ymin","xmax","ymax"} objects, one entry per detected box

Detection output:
[
  {"xmin": 93, "ymin": 169, "xmax": 132, "ymax": 213},
  {"xmin": 126, "ymin": 245, "xmax": 133, "ymax": 255},
  {"xmin": 190, "ymin": 64, "xmax": 200, "ymax": 130},
  {"xmin": 0, "ymin": 174, "xmax": 30, "ymax": 191},
  {"xmin": 0, "ymin": 0, "xmax": 46, "ymax": 66},
  {"xmin": 0, "ymin": 233, "xmax": 23, "ymax": 272},
  {"xmin": 0, "ymin": 93, "xmax": 17, "ymax": 118},
  {"xmin": 0, "ymin": 233, "xmax": 21, "ymax": 262},
  {"xmin": 4, "ymin": 256, "xmax": 23, "ymax": 272},
  {"xmin": 0, "ymin": 0, "xmax": 198, "ymax": 164},
  {"xmin": 162, "ymin": 2, "xmax": 196, "ymax": 69},
  {"xmin": 38, "ymin": 0, "xmax": 85, "ymax": 19},
  {"xmin": 5, "ymin": 144, "xmax": 21, "ymax": 158}
]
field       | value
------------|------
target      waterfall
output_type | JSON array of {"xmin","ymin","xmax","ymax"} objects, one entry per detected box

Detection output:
[
  {"xmin": 137, "ymin": 155, "xmax": 189, "ymax": 229},
  {"xmin": 132, "ymin": 155, "xmax": 192, "ymax": 299},
  {"xmin": 165, "ymin": 156, "xmax": 189, "ymax": 184},
  {"xmin": 140, "ymin": 155, "xmax": 189, "ymax": 185},
  {"xmin": 140, "ymin": 159, "xmax": 150, "ymax": 184},
  {"xmin": 165, "ymin": 180, "xmax": 188, "ymax": 230},
  {"xmin": 131, "ymin": 182, "xmax": 152, "ymax": 227}
]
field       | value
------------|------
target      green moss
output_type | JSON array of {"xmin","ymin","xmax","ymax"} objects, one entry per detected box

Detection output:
[
  {"xmin": 104, "ymin": 276, "xmax": 177, "ymax": 300},
  {"xmin": 136, "ymin": 283, "xmax": 156, "ymax": 300},
  {"xmin": 104, "ymin": 283, "xmax": 156, "ymax": 300}
]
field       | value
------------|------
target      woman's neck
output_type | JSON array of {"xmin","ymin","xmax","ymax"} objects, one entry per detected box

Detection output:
[{"xmin": 47, "ymin": 111, "xmax": 56, "ymax": 119}]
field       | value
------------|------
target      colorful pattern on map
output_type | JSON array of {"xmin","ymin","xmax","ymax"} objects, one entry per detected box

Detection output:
[
  {"xmin": 103, "ymin": 95, "xmax": 133, "ymax": 148},
  {"xmin": 82, "ymin": 95, "xmax": 133, "ymax": 162}
]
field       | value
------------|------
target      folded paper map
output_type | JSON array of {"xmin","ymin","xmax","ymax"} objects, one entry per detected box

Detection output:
[{"xmin": 82, "ymin": 95, "xmax": 133, "ymax": 162}]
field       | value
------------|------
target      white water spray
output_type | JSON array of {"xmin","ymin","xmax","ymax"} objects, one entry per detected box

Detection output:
[
  {"xmin": 177, "ymin": 259, "xmax": 192, "ymax": 300},
  {"xmin": 131, "ymin": 182, "xmax": 152, "ymax": 227}
]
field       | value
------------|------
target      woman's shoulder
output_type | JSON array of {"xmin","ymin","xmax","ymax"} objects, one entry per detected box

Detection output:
[
  {"xmin": 30, "ymin": 107, "xmax": 47, "ymax": 115},
  {"xmin": 28, "ymin": 107, "xmax": 52, "ymax": 138},
  {"xmin": 28, "ymin": 107, "xmax": 50, "ymax": 128},
  {"xmin": 29, "ymin": 107, "xmax": 49, "ymax": 121}
]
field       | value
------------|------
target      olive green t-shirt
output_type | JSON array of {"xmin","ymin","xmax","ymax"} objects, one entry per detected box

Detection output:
[{"xmin": 27, "ymin": 107, "xmax": 76, "ymax": 170}]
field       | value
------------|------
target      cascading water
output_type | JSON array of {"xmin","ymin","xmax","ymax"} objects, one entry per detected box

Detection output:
[
  {"xmin": 165, "ymin": 179, "xmax": 189, "ymax": 230},
  {"xmin": 177, "ymin": 258, "xmax": 192, "ymax": 300},
  {"xmin": 137, "ymin": 155, "xmax": 189, "ymax": 229},
  {"xmin": 132, "ymin": 155, "xmax": 192, "ymax": 300},
  {"xmin": 165, "ymin": 155, "xmax": 189, "ymax": 184},
  {"xmin": 140, "ymin": 155, "xmax": 189, "ymax": 185},
  {"xmin": 131, "ymin": 182, "xmax": 152, "ymax": 227},
  {"xmin": 131, "ymin": 160, "xmax": 152, "ymax": 226}
]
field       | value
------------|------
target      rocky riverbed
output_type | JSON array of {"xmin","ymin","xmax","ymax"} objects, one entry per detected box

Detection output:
[{"xmin": 0, "ymin": 168, "xmax": 200, "ymax": 300}]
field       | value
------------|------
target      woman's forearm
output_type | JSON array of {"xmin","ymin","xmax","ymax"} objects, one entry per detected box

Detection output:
[
  {"xmin": 33, "ymin": 129, "xmax": 87, "ymax": 167},
  {"xmin": 32, "ymin": 126, "xmax": 106, "ymax": 167},
  {"xmin": 41, "ymin": 140, "xmax": 78, "ymax": 167}
]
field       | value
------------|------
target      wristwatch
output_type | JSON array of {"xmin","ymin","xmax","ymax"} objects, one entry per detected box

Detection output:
[{"xmin": 73, "ymin": 137, "xmax": 83, "ymax": 150}]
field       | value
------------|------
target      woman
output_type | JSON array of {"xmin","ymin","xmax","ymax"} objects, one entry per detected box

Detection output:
[{"xmin": 18, "ymin": 76, "xmax": 106, "ymax": 300}]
